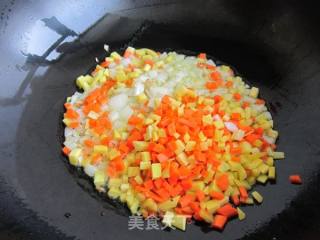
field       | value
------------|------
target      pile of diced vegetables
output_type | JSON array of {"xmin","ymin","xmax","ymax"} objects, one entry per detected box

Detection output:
[{"xmin": 62, "ymin": 47, "xmax": 285, "ymax": 231}]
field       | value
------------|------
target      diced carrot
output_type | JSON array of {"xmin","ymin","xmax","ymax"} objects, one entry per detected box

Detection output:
[
  {"xmin": 84, "ymin": 139, "xmax": 94, "ymax": 148},
  {"xmin": 176, "ymin": 124, "xmax": 189, "ymax": 135},
  {"xmin": 196, "ymin": 190, "xmax": 205, "ymax": 202},
  {"xmin": 181, "ymin": 206, "xmax": 193, "ymax": 215},
  {"xmin": 205, "ymin": 82, "xmax": 218, "ymax": 90},
  {"xmin": 134, "ymin": 185, "xmax": 147, "ymax": 193},
  {"xmin": 255, "ymin": 127, "xmax": 264, "ymax": 135},
  {"xmin": 119, "ymin": 142, "xmax": 130, "ymax": 154},
  {"xmin": 213, "ymin": 95, "xmax": 222, "ymax": 103},
  {"xmin": 154, "ymin": 178, "xmax": 164, "ymax": 189},
  {"xmin": 225, "ymin": 81, "xmax": 233, "ymax": 88},
  {"xmin": 123, "ymin": 49, "xmax": 132, "ymax": 58},
  {"xmin": 106, "ymin": 166, "xmax": 117, "ymax": 178},
  {"xmin": 161, "ymin": 95, "xmax": 171, "ymax": 105},
  {"xmin": 149, "ymin": 143, "xmax": 165, "ymax": 153},
  {"xmin": 210, "ymin": 71, "xmax": 222, "ymax": 82},
  {"xmin": 217, "ymin": 204, "xmax": 238, "ymax": 219},
  {"xmin": 180, "ymin": 179, "xmax": 193, "ymax": 191},
  {"xmin": 65, "ymin": 109, "xmax": 79, "ymax": 119},
  {"xmin": 170, "ymin": 184, "xmax": 182, "ymax": 196},
  {"xmin": 206, "ymin": 64, "xmax": 216, "ymax": 70},
  {"xmin": 193, "ymin": 212, "xmax": 203, "ymax": 221},
  {"xmin": 216, "ymin": 174, "xmax": 229, "ymax": 192},
  {"xmin": 69, "ymin": 122, "xmax": 79, "ymax": 129},
  {"xmin": 64, "ymin": 103, "xmax": 72, "ymax": 109},
  {"xmin": 239, "ymin": 125, "xmax": 253, "ymax": 133},
  {"xmin": 96, "ymin": 116, "xmax": 112, "ymax": 129},
  {"xmin": 230, "ymin": 146, "xmax": 242, "ymax": 155},
  {"xmin": 125, "ymin": 78, "xmax": 133, "ymax": 87},
  {"xmin": 179, "ymin": 194, "xmax": 194, "ymax": 208},
  {"xmin": 178, "ymin": 118, "xmax": 197, "ymax": 128},
  {"xmin": 100, "ymin": 60, "xmax": 110, "ymax": 68},
  {"xmin": 231, "ymin": 113, "xmax": 241, "ymax": 121},
  {"xmin": 144, "ymin": 59, "xmax": 154, "ymax": 67},
  {"xmin": 112, "ymin": 156, "xmax": 125, "ymax": 171},
  {"xmin": 158, "ymin": 137, "xmax": 167, "ymax": 145},
  {"xmin": 161, "ymin": 149, "xmax": 174, "ymax": 158},
  {"xmin": 289, "ymin": 175, "xmax": 302, "ymax": 184},
  {"xmin": 149, "ymin": 191, "xmax": 165, "ymax": 203},
  {"xmin": 242, "ymin": 101, "xmax": 250, "ymax": 108},
  {"xmin": 62, "ymin": 146, "xmax": 71, "ymax": 155},
  {"xmin": 212, "ymin": 215, "xmax": 228, "ymax": 230},
  {"xmin": 203, "ymin": 126, "xmax": 215, "ymax": 138},
  {"xmin": 91, "ymin": 154, "xmax": 102, "ymax": 165},
  {"xmin": 128, "ymin": 129, "xmax": 142, "ymax": 142},
  {"xmin": 178, "ymin": 166, "xmax": 191, "ymax": 178},
  {"xmin": 198, "ymin": 53, "xmax": 206, "ymax": 59},
  {"xmin": 233, "ymin": 93, "xmax": 242, "ymax": 101},
  {"xmin": 144, "ymin": 179, "xmax": 154, "ymax": 189},
  {"xmin": 239, "ymin": 186, "xmax": 248, "ymax": 199},
  {"xmin": 174, "ymin": 207, "xmax": 184, "ymax": 215},
  {"xmin": 210, "ymin": 191, "xmax": 225, "ymax": 200},
  {"xmin": 101, "ymin": 137, "xmax": 111, "ymax": 145},
  {"xmin": 256, "ymin": 99, "xmax": 265, "ymax": 105},
  {"xmin": 245, "ymin": 134, "xmax": 260, "ymax": 144},
  {"xmin": 156, "ymin": 188, "xmax": 170, "ymax": 200},
  {"xmin": 231, "ymin": 194, "xmax": 240, "ymax": 206},
  {"xmin": 194, "ymin": 151, "xmax": 207, "ymax": 162},
  {"xmin": 128, "ymin": 115, "xmax": 143, "ymax": 125},
  {"xmin": 190, "ymin": 202, "xmax": 200, "ymax": 213},
  {"xmin": 157, "ymin": 153, "xmax": 169, "ymax": 162}
]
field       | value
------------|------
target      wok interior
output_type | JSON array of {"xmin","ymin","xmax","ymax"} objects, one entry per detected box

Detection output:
[{"xmin": 1, "ymin": 0, "xmax": 320, "ymax": 240}]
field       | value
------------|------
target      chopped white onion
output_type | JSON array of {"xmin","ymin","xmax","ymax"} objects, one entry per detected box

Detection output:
[
  {"xmin": 88, "ymin": 111, "xmax": 99, "ymax": 120},
  {"xmin": 121, "ymin": 106, "xmax": 133, "ymax": 119},
  {"xmin": 109, "ymin": 111, "xmax": 120, "ymax": 121},
  {"xmin": 224, "ymin": 122, "xmax": 238, "ymax": 132},
  {"xmin": 84, "ymin": 164, "xmax": 97, "ymax": 177},
  {"xmin": 134, "ymin": 83, "xmax": 144, "ymax": 96},
  {"xmin": 109, "ymin": 94, "xmax": 128, "ymax": 110},
  {"xmin": 263, "ymin": 134, "xmax": 275, "ymax": 144}
]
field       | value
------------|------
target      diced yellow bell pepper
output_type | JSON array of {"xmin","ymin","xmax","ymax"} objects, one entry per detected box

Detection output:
[
  {"xmin": 140, "ymin": 161, "xmax": 151, "ymax": 170},
  {"xmin": 94, "ymin": 171, "xmax": 106, "ymax": 187},
  {"xmin": 272, "ymin": 151, "xmax": 285, "ymax": 159},
  {"xmin": 69, "ymin": 148, "xmax": 82, "ymax": 166},
  {"xmin": 175, "ymin": 140, "xmax": 185, "ymax": 154},
  {"xmin": 151, "ymin": 163, "xmax": 162, "ymax": 179},
  {"xmin": 177, "ymin": 152, "xmax": 189, "ymax": 166},
  {"xmin": 199, "ymin": 209, "xmax": 213, "ymax": 223},
  {"xmin": 133, "ymin": 141, "xmax": 148, "ymax": 151},
  {"xmin": 127, "ymin": 167, "xmax": 140, "ymax": 177},
  {"xmin": 107, "ymin": 148, "xmax": 120, "ymax": 160},
  {"xmin": 268, "ymin": 166, "xmax": 276, "ymax": 179},
  {"xmin": 142, "ymin": 198, "xmax": 158, "ymax": 212},
  {"xmin": 185, "ymin": 141, "xmax": 196, "ymax": 152},
  {"xmin": 252, "ymin": 191, "xmax": 263, "ymax": 203},
  {"xmin": 141, "ymin": 152, "xmax": 151, "ymax": 162},
  {"xmin": 93, "ymin": 145, "xmax": 108, "ymax": 154},
  {"xmin": 237, "ymin": 207, "xmax": 246, "ymax": 220},
  {"xmin": 172, "ymin": 215, "xmax": 187, "ymax": 231}
]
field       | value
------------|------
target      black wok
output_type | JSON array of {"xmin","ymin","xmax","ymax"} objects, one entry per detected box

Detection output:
[{"xmin": 1, "ymin": 0, "xmax": 320, "ymax": 239}]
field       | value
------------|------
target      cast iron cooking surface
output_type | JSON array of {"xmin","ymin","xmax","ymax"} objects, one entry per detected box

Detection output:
[{"xmin": 1, "ymin": 0, "xmax": 320, "ymax": 239}]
